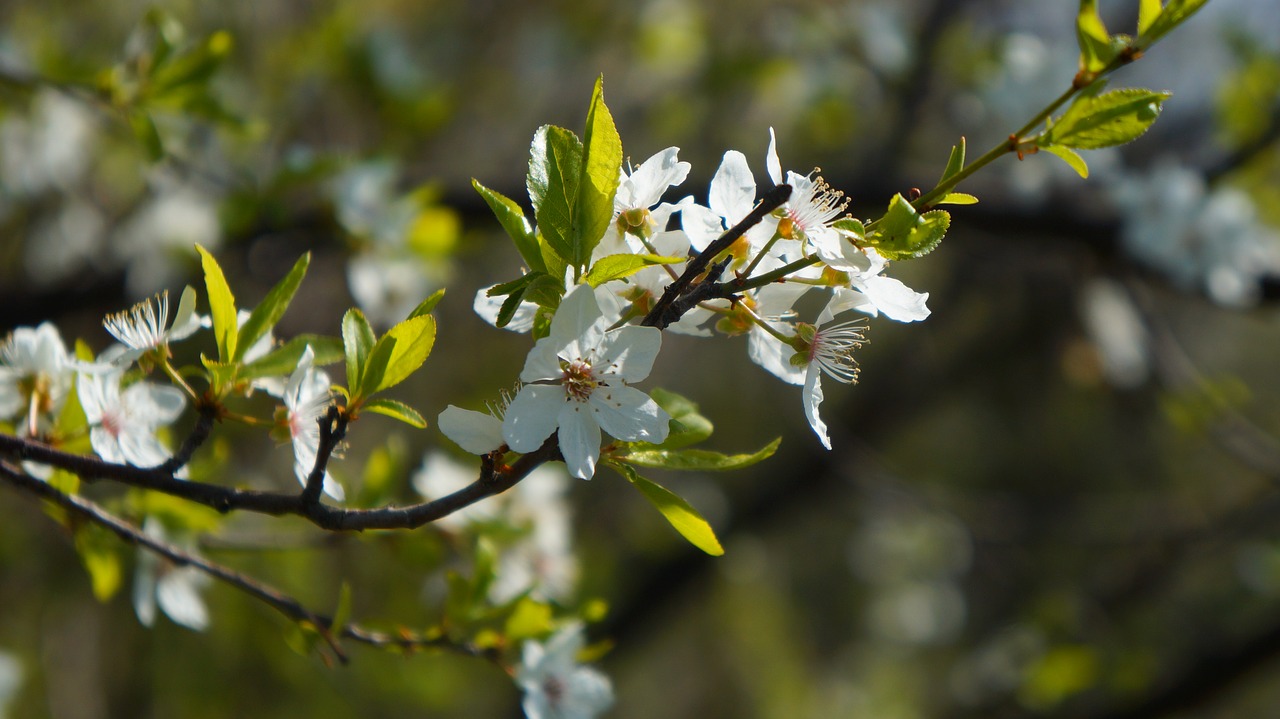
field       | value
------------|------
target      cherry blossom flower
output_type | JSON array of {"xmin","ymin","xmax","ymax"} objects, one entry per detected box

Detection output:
[
  {"xmin": 133, "ymin": 518, "xmax": 210, "ymax": 631},
  {"xmin": 102, "ymin": 286, "xmax": 201, "ymax": 365},
  {"xmin": 766, "ymin": 128, "xmax": 849, "ymax": 254},
  {"xmin": 0, "ymin": 323, "xmax": 72, "ymax": 433},
  {"xmin": 77, "ymin": 369, "xmax": 186, "ymax": 473},
  {"xmin": 282, "ymin": 346, "xmax": 344, "ymax": 501},
  {"xmin": 503, "ymin": 284, "xmax": 669, "ymax": 479},
  {"xmin": 596, "ymin": 147, "xmax": 692, "ymax": 257},
  {"xmin": 516, "ymin": 624, "xmax": 614, "ymax": 719}
]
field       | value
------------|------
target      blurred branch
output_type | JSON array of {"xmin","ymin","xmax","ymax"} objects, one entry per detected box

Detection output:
[{"xmin": 0, "ymin": 459, "xmax": 495, "ymax": 664}]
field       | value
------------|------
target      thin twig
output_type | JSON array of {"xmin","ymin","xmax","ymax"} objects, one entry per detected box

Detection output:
[{"xmin": 0, "ymin": 459, "xmax": 495, "ymax": 663}]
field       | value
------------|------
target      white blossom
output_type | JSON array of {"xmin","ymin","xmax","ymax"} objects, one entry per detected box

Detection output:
[
  {"xmin": 283, "ymin": 346, "xmax": 344, "ymax": 501},
  {"xmin": 133, "ymin": 518, "xmax": 210, "ymax": 631},
  {"xmin": 0, "ymin": 323, "xmax": 72, "ymax": 431},
  {"xmin": 516, "ymin": 624, "xmax": 614, "ymax": 719},
  {"xmin": 503, "ymin": 284, "xmax": 669, "ymax": 479},
  {"xmin": 103, "ymin": 286, "xmax": 201, "ymax": 365},
  {"xmin": 77, "ymin": 369, "xmax": 186, "ymax": 473}
]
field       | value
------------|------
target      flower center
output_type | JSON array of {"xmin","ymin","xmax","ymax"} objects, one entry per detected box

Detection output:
[
  {"xmin": 809, "ymin": 320, "xmax": 867, "ymax": 384},
  {"xmin": 561, "ymin": 359, "xmax": 598, "ymax": 402},
  {"xmin": 543, "ymin": 675, "xmax": 567, "ymax": 707}
]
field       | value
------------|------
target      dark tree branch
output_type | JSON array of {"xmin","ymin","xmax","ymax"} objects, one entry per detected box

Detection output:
[
  {"xmin": 641, "ymin": 184, "xmax": 791, "ymax": 329},
  {"xmin": 0, "ymin": 460, "xmax": 495, "ymax": 664},
  {"xmin": 0, "ymin": 429, "xmax": 562, "ymax": 531}
]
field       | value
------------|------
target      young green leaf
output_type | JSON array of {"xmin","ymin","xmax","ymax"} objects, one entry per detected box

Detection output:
[
  {"xmin": 528, "ymin": 124, "xmax": 584, "ymax": 268},
  {"xmin": 583, "ymin": 253, "xmax": 684, "ymax": 288},
  {"xmin": 241, "ymin": 334, "xmax": 344, "ymax": 380},
  {"xmin": 939, "ymin": 137, "xmax": 966, "ymax": 185},
  {"xmin": 361, "ymin": 398, "xmax": 427, "ymax": 428},
  {"xmin": 235, "ymin": 252, "xmax": 310, "ymax": 362},
  {"xmin": 359, "ymin": 315, "xmax": 436, "ymax": 396},
  {"xmin": 574, "ymin": 76, "xmax": 623, "ymax": 268},
  {"xmin": 610, "ymin": 462, "xmax": 724, "ymax": 556},
  {"xmin": 75, "ymin": 525, "xmax": 122, "ymax": 601},
  {"xmin": 330, "ymin": 582, "xmax": 353, "ymax": 633},
  {"xmin": 130, "ymin": 111, "xmax": 165, "ymax": 162},
  {"xmin": 1138, "ymin": 0, "xmax": 1209, "ymax": 47},
  {"xmin": 1040, "ymin": 88, "xmax": 1171, "ymax": 149},
  {"xmin": 936, "ymin": 193, "xmax": 979, "ymax": 206},
  {"xmin": 621, "ymin": 437, "xmax": 780, "ymax": 472},
  {"xmin": 864, "ymin": 195, "xmax": 950, "ymax": 260},
  {"xmin": 342, "ymin": 309, "xmax": 375, "ymax": 393},
  {"xmin": 1137, "ymin": 0, "xmax": 1162, "ymax": 36},
  {"xmin": 196, "ymin": 244, "xmax": 238, "ymax": 362},
  {"xmin": 648, "ymin": 387, "xmax": 714, "ymax": 449},
  {"xmin": 473, "ymin": 179, "xmax": 544, "ymax": 273},
  {"xmin": 408, "ymin": 289, "xmax": 446, "ymax": 319},
  {"xmin": 1040, "ymin": 145, "xmax": 1090, "ymax": 178},
  {"xmin": 1076, "ymin": 0, "xmax": 1113, "ymax": 73}
]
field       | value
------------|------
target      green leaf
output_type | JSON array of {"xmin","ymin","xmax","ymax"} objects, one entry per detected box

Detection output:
[
  {"xmin": 504, "ymin": 597, "xmax": 555, "ymax": 641},
  {"xmin": 473, "ymin": 179, "xmax": 544, "ymax": 274},
  {"xmin": 936, "ymin": 193, "xmax": 979, "ymax": 206},
  {"xmin": 939, "ymin": 137, "xmax": 966, "ymax": 185},
  {"xmin": 1076, "ymin": 0, "xmax": 1113, "ymax": 73},
  {"xmin": 621, "ymin": 437, "xmax": 780, "ymax": 472},
  {"xmin": 361, "ymin": 398, "xmax": 427, "ymax": 428},
  {"xmin": 330, "ymin": 582, "xmax": 353, "ymax": 633},
  {"xmin": 610, "ymin": 463, "xmax": 724, "ymax": 556},
  {"xmin": 1139, "ymin": 0, "xmax": 1209, "ymax": 47},
  {"xmin": 575, "ymin": 76, "xmax": 623, "ymax": 268},
  {"xmin": 1040, "ymin": 145, "xmax": 1090, "ymax": 178},
  {"xmin": 235, "ymin": 252, "xmax": 310, "ymax": 362},
  {"xmin": 75, "ymin": 525, "xmax": 122, "ymax": 601},
  {"xmin": 196, "ymin": 244, "xmax": 238, "ymax": 363},
  {"xmin": 359, "ymin": 315, "xmax": 436, "ymax": 396},
  {"xmin": 129, "ymin": 111, "xmax": 165, "ymax": 162},
  {"xmin": 240, "ymin": 335, "xmax": 343, "ymax": 380},
  {"xmin": 648, "ymin": 387, "xmax": 714, "ymax": 449},
  {"xmin": 528, "ymin": 124, "xmax": 584, "ymax": 268},
  {"xmin": 1137, "ymin": 0, "xmax": 1162, "ymax": 36},
  {"xmin": 1041, "ymin": 88, "xmax": 1172, "ymax": 149},
  {"xmin": 408, "ymin": 289, "xmax": 446, "ymax": 319},
  {"xmin": 583, "ymin": 253, "xmax": 683, "ymax": 288},
  {"xmin": 342, "ymin": 309, "xmax": 375, "ymax": 394},
  {"xmin": 865, "ymin": 194, "xmax": 950, "ymax": 260}
]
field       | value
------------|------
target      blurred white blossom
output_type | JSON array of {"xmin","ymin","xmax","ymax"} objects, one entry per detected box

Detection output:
[
  {"xmin": 516, "ymin": 624, "xmax": 614, "ymax": 719},
  {"xmin": 133, "ymin": 518, "xmax": 210, "ymax": 631}
]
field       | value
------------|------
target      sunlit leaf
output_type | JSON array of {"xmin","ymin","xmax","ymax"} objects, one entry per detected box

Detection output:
[
  {"xmin": 342, "ymin": 309, "xmax": 375, "ymax": 394},
  {"xmin": 583, "ymin": 253, "xmax": 683, "ymax": 288},
  {"xmin": 359, "ymin": 315, "xmax": 436, "ymax": 396},
  {"xmin": 527, "ymin": 124, "xmax": 584, "ymax": 268},
  {"xmin": 196, "ymin": 244, "xmax": 237, "ymax": 362},
  {"xmin": 1040, "ymin": 145, "xmax": 1090, "ymax": 178},
  {"xmin": 473, "ymin": 179, "xmax": 544, "ymax": 273},
  {"xmin": 1041, "ymin": 87, "xmax": 1171, "ymax": 149},
  {"xmin": 236, "ymin": 252, "xmax": 310, "ymax": 362},
  {"xmin": 610, "ymin": 462, "xmax": 724, "ymax": 556},
  {"xmin": 620, "ymin": 437, "xmax": 780, "ymax": 471},
  {"xmin": 361, "ymin": 398, "xmax": 427, "ymax": 428}
]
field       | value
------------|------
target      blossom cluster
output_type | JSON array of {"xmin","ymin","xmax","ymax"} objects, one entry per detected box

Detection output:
[{"xmin": 458, "ymin": 131, "xmax": 929, "ymax": 462}]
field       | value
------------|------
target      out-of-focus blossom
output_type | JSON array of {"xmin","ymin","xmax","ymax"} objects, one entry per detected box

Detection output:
[
  {"xmin": 282, "ymin": 346, "xmax": 343, "ymax": 501},
  {"xmin": 111, "ymin": 175, "xmax": 222, "ymax": 297},
  {"xmin": 77, "ymin": 369, "xmax": 186, "ymax": 474},
  {"xmin": 133, "ymin": 518, "xmax": 210, "ymax": 631},
  {"xmin": 516, "ymin": 624, "xmax": 614, "ymax": 719},
  {"xmin": 0, "ymin": 323, "xmax": 72, "ymax": 433}
]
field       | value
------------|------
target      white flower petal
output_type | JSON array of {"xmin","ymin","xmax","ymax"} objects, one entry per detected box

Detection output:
[
  {"xmin": 156, "ymin": 571, "xmax": 210, "ymax": 631},
  {"xmin": 590, "ymin": 385, "xmax": 669, "ymax": 444},
  {"xmin": 767, "ymin": 127, "xmax": 783, "ymax": 186},
  {"xmin": 803, "ymin": 365, "xmax": 832, "ymax": 450},
  {"xmin": 710, "ymin": 150, "xmax": 757, "ymax": 225},
  {"xmin": 438, "ymin": 405, "xmax": 506, "ymax": 454},
  {"xmin": 550, "ymin": 285, "xmax": 607, "ymax": 361},
  {"xmin": 855, "ymin": 275, "xmax": 931, "ymax": 322},
  {"xmin": 748, "ymin": 328, "xmax": 805, "ymax": 385},
  {"xmin": 557, "ymin": 400, "xmax": 601, "ymax": 479},
  {"xmin": 504, "ymin": 385, "xmax": 566, "ymax": 453},
  {"xmin": 519, "ymin": 336, "xmax": 566, "ymax": 383},
  {"xmin": 594, "ymin": 326, "xmax": 661, "ymax": 383}
]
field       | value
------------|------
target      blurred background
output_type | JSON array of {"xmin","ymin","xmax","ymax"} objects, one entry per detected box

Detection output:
[{"xmin": 2, "ymin": 0, "xmax": 1280, "ymax": 717}]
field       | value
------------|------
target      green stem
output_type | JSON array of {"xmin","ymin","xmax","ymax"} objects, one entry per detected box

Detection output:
[{"xmin": 725, "ymin": 257, "xmax": 821, "ymax": 295}]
